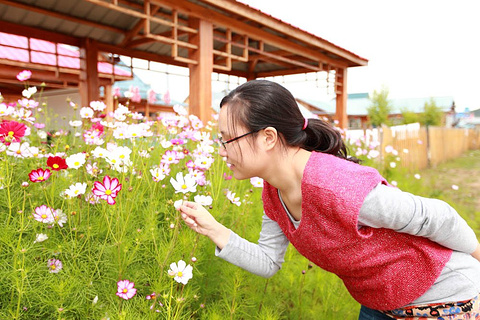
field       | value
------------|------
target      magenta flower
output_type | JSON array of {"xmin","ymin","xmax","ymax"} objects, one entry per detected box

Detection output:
[
  {"xmin": 28, "ymin": 168, "xmax": 51, "ymax": 183},
  {"xmin": 16, "ymin": 70, "xmax": 32, "ymax": 81},
  {"xmin": 116, "ymin": 280, "xmax": 137, "ymax": 300},
  {"xmin": 47, "ymin": 259, "xmax": 63, "ymax": 273},
  {"xmin": 92, "ymin": 175, "xmax": 122, "ymax": 205},
  {"xmin": 0, "ymin": 120, "xmax": 27, "ymax": 145},
  {"xmin": 33, "ymin": 205, "xmax": 54, "ymax": 224}
]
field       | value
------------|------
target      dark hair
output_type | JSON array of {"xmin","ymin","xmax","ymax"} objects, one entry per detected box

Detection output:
[{"xmin": 220, "ymin": 79, "xmax": 358, "ymax": 163}]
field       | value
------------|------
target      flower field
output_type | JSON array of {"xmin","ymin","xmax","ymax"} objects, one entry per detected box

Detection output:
[{"xmin": 2, "ymin": 71, "xmax": 473, "ymax": 320}]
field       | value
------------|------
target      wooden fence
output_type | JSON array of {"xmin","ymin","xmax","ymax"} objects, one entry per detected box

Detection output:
[{"xmin": 380, "ymin": 125, "xmax": 480, "ymax": 171}]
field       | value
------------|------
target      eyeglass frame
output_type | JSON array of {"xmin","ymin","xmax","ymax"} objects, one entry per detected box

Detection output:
[{"xmin": 218, "ymin": 128, "xmax": 264, "ymax": 149}]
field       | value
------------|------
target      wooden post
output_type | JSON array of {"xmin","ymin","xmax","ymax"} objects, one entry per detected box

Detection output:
[
  {"xmin": 79, "ymin": 38, "xmax": 99, "ymax": 108},
  {"xmin": 104, "ymin": 84, "xmax": 114, "ymax": 119},
  {"xmin": 188, "ymin": 18, "xmax": 213, "ymax": 124},
  {"xmin": 335, "ymin": 68, "xmax": 348, "ymax": 129}
]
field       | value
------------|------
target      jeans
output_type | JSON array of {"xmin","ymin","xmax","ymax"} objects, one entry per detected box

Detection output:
[{"xmin": 358, "ymin": 305, "xmax": 393, "ymax": 320}]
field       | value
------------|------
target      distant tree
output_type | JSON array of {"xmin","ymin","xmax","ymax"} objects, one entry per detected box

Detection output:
[
  {"xmin": 367, "ymin": 86, "xmax": 392, "ymax": 127},
  {"xmin": 420, "ymin": 98, "xmax": 443, "ymax": 126},
  {"xmin": 400, "ymin": 107, "xmax": 420, "ymax": 124}
]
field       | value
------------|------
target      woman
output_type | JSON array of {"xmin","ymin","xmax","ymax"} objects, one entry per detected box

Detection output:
[{"xmin": 179, "ymin": 80, "xmax": 480, "ymax": 319}]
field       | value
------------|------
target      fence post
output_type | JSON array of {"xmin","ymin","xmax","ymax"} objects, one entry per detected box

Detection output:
[{"xmin": 426, "ymin": 125, "xmax": 431, "ymax": 168}]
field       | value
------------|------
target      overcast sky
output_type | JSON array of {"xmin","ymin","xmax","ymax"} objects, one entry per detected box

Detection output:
[{"xmin": 238, "ymin": 0, "xmax": 480, "ymax": 111}]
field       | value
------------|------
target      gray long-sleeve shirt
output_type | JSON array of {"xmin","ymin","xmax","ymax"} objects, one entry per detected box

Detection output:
[{"xmin": 216, "ymin": 183, "xmax": 480, "ymax": 307}]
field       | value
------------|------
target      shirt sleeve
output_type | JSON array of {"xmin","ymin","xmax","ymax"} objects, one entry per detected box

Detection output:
[
  {"xmin": 215, "ymin": 213, "xmax": 289, "ymax": 278},
  {"xmin": 359, "ymin": 183, "xmax": 479, "ymax": 254}
]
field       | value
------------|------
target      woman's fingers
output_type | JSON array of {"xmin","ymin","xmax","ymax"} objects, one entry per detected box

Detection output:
[{"xmin": 181, "ymin": 213, "xmax": 198, "ymax": 227}]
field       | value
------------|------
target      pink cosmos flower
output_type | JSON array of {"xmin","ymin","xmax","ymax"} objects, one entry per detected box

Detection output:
[
  {"xmin": 28, "ymin": 168, "xmax": 51, "ymax": 183},
  {"xmin": 16, "ymin": 70, "xmax": 32, "ymax": 81},
  {"xmin": 92, "ymin": 175, "xmax": 122, "ymax": 205},
  {"xmin": 0, "ymin": 120, "xmax": 27, "ymax": 145},
  {"xmin": 33, "ymin": 205, "xmax": 54, "ymax": 224},
  {"xmin": 116, "ymin": 280, "xmax": 137, "ymax": 300},
  {"xmin": 47, "ymin": 259, "xmax": 63, "ymax": 273}
]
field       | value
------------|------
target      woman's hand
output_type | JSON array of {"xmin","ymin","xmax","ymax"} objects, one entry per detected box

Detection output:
[
  {"xmin": 178, "ymin": 201, "xmax": 231, "ymax": 249},
  {"xmin": 472, "ymin": 243, "xmax": 480, "ymax": 262}
]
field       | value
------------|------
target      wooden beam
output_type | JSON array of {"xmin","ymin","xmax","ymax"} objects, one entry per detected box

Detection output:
[
  {"xmin": 119, "ymin": 3, "xmax": 162, "ymax": 46},
  {"xmin": 335, "ymin": 68, "xmax": 348, "ymax": 129},
  {"xmin": 155, "ymin": 0, "xmax": 349, "ymax": 68},
  {"xmin": 0, "ymin": 0, "xmax": 125, "ymax": 35},
  {"xmin": 85, "ymin": 0, "xmax": 197, "ymax": 34},
  {"xmin": 200, "ymin": 0, "xmax": 367, "ymax": 66},
  {"xmin": 188, "ymin": 18, "xmax": 213, "ymax": 123}
]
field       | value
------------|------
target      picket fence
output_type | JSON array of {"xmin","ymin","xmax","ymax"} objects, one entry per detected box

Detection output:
[{"xmin": 346, "ymin": 124, "xmax": 480, "ymax": 172}]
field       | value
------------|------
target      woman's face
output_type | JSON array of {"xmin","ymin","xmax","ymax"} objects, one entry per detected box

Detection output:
[{"xmin": 218, "ymin": 105, "xmax": 262, "ymax": 180}]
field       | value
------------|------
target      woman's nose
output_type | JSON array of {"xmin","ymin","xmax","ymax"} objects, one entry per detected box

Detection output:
[{"xmin": 219, "ymin": 147, "xmax": 227, "ymax": 157}]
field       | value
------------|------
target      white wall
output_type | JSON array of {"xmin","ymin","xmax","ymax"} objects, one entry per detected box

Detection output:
[{"xmin": 38, "ymin": 89, "xmax": 80, "ymax": 131}]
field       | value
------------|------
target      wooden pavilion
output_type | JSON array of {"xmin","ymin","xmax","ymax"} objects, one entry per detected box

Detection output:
[{"xmin": 0, "ymin": 0, "xmax": 367, "ymax": 128}]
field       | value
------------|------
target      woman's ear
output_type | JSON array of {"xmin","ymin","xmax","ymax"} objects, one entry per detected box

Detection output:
[{"xmin": 262, "ymin": 126, "xmax": 278, "ymax": 150}]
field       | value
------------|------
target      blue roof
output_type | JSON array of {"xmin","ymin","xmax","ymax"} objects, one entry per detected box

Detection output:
[{"xmin": 301, "ymin": 93, "xmax": 454, "ymax": 116}]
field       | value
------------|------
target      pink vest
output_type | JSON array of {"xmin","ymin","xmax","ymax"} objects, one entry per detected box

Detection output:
[{"xmin": 262, "ymin": 152, "xmax": 452, "ymax": 310}]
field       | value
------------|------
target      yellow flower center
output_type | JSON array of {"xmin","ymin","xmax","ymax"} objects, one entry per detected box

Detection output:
[
  {"xmin": 122, "ymin": 288, "xmax": 128, "ymax": 293},
  {"xmin": 53, "ymin": 164, "xmax": 59, "ymax": 168},
  {"xmin": 50, "ymin": 265, "xmax": 56, "ymax": 270},
  {"xmin": 74, "ymin": 190, "xmax": 79, "ymax": 194},
  {"xmin": 181, "ymin": 184, "xmax": 187, "ymax": 189},
  {"xmin": 74, "ymin": 161, "xmax": 79, "ymax": 166},
  {"xmin": 177, "ymin": 271, "xmax": 183, "ymax": 277},
  {"xmin": 168, "ymin": 157, "xmax": 173, "ymax": 161},
  {"xmin": 8, "ymin": 131, "xmax": 14, "ymax": 137},
  {"xmin": 119, "ymin": 155, "xmax": 124, "ymax": 159},
  {"xmin": 38, "ymin": 177, "xmax": 44, "ymax": 181},
  {"xmin": 105, "ymin": 189, "xmax": 112, "ymax": 195},
  {"xmin": 41, "ymin": 214, "xmax": 47, "ymax": 219}
]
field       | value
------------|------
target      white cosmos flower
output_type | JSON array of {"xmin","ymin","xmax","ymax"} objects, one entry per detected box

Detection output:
[
  {"xmin": 64, "ymin": 182, "xmax": 88, "ymax": 198},
  {"xmin": 34, "ymin": 233, "xmax": 48, "ymax": 243},
  {"xmin": 168, "ymin": 260, "xmax": 193, "ymax": 285},
  {"xmin": 414, "ymin": 174, "xmax": 421, "ymax": 180},
  {"xmin": 91, "ymin": 146, "xmax": 109, "ymax": 159},
  {"xmin": 150, "ymin": 168, "xmax": 166, "ymax": 182},
  {"xmin": 52, "ymin": 209, "xmax": 67, "ymax": 227},
  {"xmin": 226, "ymin": 190, "xmax": 241, "ymax": 206},
  {"xmin": 37, "ymin": 130, "xmax": 47, "ymax": 139},
  {"xmin": 90, "ymin": 101, "xmax": 106, "ymax": 111},
  {"xmin": 194, "ymin": 195, "xmax": 213, "ymax": 206},
  {"xmin": 173, "ymin": 199, "xmax": 183, "ymax": 210},
  {"xmin": 66, "ymin": 152, "xmax": 86, "ymax": 169},
  {"xmin": 22, "ymin": 86, "xmax": 37, "ymax": 98},
  {"xmin": 250, "ymin": 177, "xmax": 264, "ymax": 188},
  {"xmin": 79, "ymin": 107, "xmax": 94, "ymax": 119},
  {"xmin": 170, "ymin": 172, "xmax": 197, "ymax": 194},
  {"xmin": 69, "ymin": 120, "xmax": 83, "ymax": 127}
]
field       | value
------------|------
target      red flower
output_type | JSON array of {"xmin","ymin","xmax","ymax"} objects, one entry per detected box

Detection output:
[
  {"xmin": 0, "ymin": 120, "xmax": 27, "ymax": 145},
  {"xmin": 47, "ymin": 156, "xmax": 68, "ymax": 171},
  {"xmin": 28, "ymin": 168, "xmax": 51, "ymax": 183}
]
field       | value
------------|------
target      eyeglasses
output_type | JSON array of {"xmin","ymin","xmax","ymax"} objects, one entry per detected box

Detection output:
[{"xmin": 218, "ymin": 129, "xmax": 262, "ymax": 149}]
